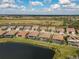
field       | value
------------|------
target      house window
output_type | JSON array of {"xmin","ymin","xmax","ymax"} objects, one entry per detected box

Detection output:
[
  {"xmin": 69, "ymin": 32, "xmax": 72, "ymax": 34},
  {"xmin": 34, "ymin": 29, "xmax": 36, "ymax": 31},
  {"xmin": 18, "ymin": 35, "xmax": 22, "ymax": 37},
  {"xmin": 5, "ymin": 35, "xmax": 13, "ymax": 38}
]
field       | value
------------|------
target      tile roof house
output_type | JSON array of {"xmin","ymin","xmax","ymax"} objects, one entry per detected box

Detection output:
[
  {"xmin": 27, "ymin": 31, "xmax": 39, "ymax": 40},
  {"xmin": 0, "ymin": 30, "xmax": 7, "ymax": 38},
  {"xmin": 10, "ymin": 26, "xmax": 16, "ymax": 30},
  {"xmin": 0, "ymin": 26, "xmax": 8, "ymax": 30},
  {"xmin": 52, "ymin": 34, "xmax": 64, "ymax": 44},
  {"xmin": 77, "ymin": 29, "xmax": 79, "ymax": 34},
  {"xmin": 16, "ymin": 26, "xmax": 24, "ymax": 31},
  {"xmin": 40, "ymin": 26, "xmax": 47, "ymax": 32},
  {"xmin": 23, "ymin": 26, "xmax": 32, "ymax": 31},
  {"xmin": 39, "ymin": 32, "xmax": 51, "ymax": 41},
  {"xmin": 16, "ymin": 31, "xmax": 29, "ymax": 38},
  {"xmin": 66, "ymin": 28, "xmax": 76, "ymax": 35},
  {"xmin": 48, "ymin": 27, "xmax": 55, "ymax": 32},
  {"xmin": 6, "ymin": 26, "xmax": 16, "ymax": 31},
  {"xmin": 67, "ymin": 35, "xmax": 79, "ymax": 46},
  {"xmin": 56, "ymin": 28, "xmax": 65, "ymax": 35},
  {"xmin": 4, "ymin": 31, "xmax": 18, "ymax": 38}
]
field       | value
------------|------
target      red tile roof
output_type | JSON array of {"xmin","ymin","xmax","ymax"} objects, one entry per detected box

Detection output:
[
  {"xmin": 0, "ymin": 30, "xmax": 7, "ymax": 35},
  {"xmin": 5, "ymin": 31, "xmax": 17, "ymax": 35},
  {"xmin": 17, "ymin": 31, "xmax": 29, "ymax": 36},
  {"xmin": 66, "ymin": 28, "xmax": 75, "ymax": 32},
  {"xmin": 52, "ymin": 34, "xmax": 64, "ymax": 41},
  {"xmin": 28, "ymin": 31, "xmax": 39, "ymax": 36},
  {"xmin": 39, "ymin": 32, "xmax": 51, "ymax": 39}
]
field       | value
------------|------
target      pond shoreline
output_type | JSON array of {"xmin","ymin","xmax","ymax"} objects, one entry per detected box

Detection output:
[
  {"xmin": 0, "ymin": 42, "xmax": 55, "ymax": 59},
  {"xmin": 0, "ymin": 37, "xmax": 78, "ymax": 59}
]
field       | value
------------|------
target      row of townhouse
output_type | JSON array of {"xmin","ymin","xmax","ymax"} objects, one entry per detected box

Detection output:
[
  {"xmin": 0, "ymin": 30, "xmax": 64, "ymax": 44},
  {"xmin": 0, "ymin": 25, "xmax": 78, "ymax": 35},
  {"xmin": 67, "ymin": 35, "xmax": 79, "ymax": 47},
  {"xmin": 0, "ymin": 25, "xmax": 79, "ymax": 46}
]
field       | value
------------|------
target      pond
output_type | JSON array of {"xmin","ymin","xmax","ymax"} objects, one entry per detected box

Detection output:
[{"xmin": 0, "ymin": 42, "xmax": 55, "ymax": 59}]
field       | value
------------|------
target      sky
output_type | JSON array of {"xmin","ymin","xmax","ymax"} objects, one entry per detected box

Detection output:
[{"xmin": 0, "ymin": 0, "xmax": 79, "ymax": 15}]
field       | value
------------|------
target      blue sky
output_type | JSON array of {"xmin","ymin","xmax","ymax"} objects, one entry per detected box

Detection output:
[{"xmin": 0, "ymin": 0, "xmax": 79, "ymax": 15}]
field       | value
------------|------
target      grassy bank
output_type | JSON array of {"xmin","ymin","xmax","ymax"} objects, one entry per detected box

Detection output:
[{"xmin": 0, "ymin": 38, "xmax": 78, "ymax": 59}]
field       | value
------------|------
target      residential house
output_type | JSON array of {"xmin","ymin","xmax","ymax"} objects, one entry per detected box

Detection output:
[
  {"xmin": 52, "ymin": 34, "xmax": 64, "ymax": 44},
  {"xmin": 16, "ymin": 26, "xmax": 24, "ymax": 31},
  {"xmin": 4, "ymin": 31, "xmax": 18, "ymax": 38},
  {"xmin": 67, "ymin": 35, "xmax": 79, "ymax": 47},
  {"xmin": 40, "ymin": 26, "xmax": 47, "ymax": 32},
  {"xmin": 39, "ymin": 32, "xmax": 51, "ymax": 41},
  {"xmin": 66, "ymin": 28, "xmax": 76, "ymax": 35},
  {"xmin": 0, "ymin": 26, "xmax": 8, "ymax": 30},
  {"xmin": 0, "ymin": 30, "xmax": 7, "ymax": 38},
  {"xmin": 7, "ymin": 26, "xmax": 16, "ymax": 31},
  {"xmin": 48, "ymin": 27, "xmax": 55, "ymax": 32},
  {"xmin": 31, "ymin": 25, "xmax": 39, "ymax": 31},
  {"xmin": 77, "ymin": 29, "xmax": 79, "ymax": 34},
  {"xmin": 23, "ymin": 26, "xmax": 32, "ymax": 31},
  {"xmin": 56, "ymin": 28, "xmax": 65, "ymax": 35},
  {"xmin": 27, "ymin": 31, "xmax": 39, "ymax": 40},
  {"xmin": 10, "ymin": 26, "xmax": 16, "ymax": 30},
  {"xmin": 16, "ymin": 31, "xmax": 29, "ymax": 38}
]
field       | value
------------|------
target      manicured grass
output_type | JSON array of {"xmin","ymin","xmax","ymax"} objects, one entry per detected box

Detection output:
[
  {"xmin": 0, "ymin": 38, "xmax": 78, "ymax": 59},
  {"xmin": 14, "ymin": 38, "xmax": 79, "ymax": 59}
]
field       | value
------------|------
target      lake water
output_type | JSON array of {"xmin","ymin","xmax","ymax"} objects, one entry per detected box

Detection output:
[{"xmin": 0, "ymin": 42, "xmax": 55, "ymax": 59}]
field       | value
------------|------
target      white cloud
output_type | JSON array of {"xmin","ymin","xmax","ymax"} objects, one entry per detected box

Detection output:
[
  {"xmin": 62, "ymin": 3, "xmax": 75, "ymax": 7},
  {"xmin": 31, "ymin": 1, "xmax": 43, "ymax": 6},
  {"xmin": 19, "ymin": 6, "xmax": 26, "ymax": 11},
  {"xmin": 69, "ymin": 3, "xmax": 76, "ymax": 6},
  {"xmin": 0, "ymin": 0, "xmax": 26, "ymax": 11},
  {"xmin": 40, "ymin": 8, "xmax": 51, "ymax": 12},
  {"xmin": 39, "ymin": 4, "xmax": 61, "ymax": 12},
  {"xmin": 58, "ymin": 0, "xmax": 79, "ymax": 9},
  {"xmin": 0, "ymin": 4, "xmax": 18, "ymax": 8},
  {"xmin": 62, "ymin": 3, "xmax": 79, "ymax": 9},
  {"xmin": 50, "ymin": 4, "xmax": 60, "ymax": 9},
  {"xmin": 59, "ymin": 0, "xmax": 71, "ymax": 4},
  {"xmin": 70, "ymin": 3, "xmax": 79, "ymax": 9},
  {"xmin": 0, "ymin": 0, "xmax": 79, "ymax": 15},
  {"xmin": 0, "ymin": 0, "xmax": 18, "ymax": 8}
]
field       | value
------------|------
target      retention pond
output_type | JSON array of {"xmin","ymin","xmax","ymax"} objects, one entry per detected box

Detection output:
[{"xmin": 0, "ymin": 42, "xmax": 55, "ymax": 59}]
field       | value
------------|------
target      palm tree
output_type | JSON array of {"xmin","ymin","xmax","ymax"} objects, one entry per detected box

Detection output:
[
  {"xmin": 64, "ymin": 35, "xmax": 70, "ymax": 45},
  {"xmin": 45, "ymin": 21, "xmax": 52, "ymax": 31}
]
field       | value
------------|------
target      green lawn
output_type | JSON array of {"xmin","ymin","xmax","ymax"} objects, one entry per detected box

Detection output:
[{"xmin": 0, "ymin": 37, "xmax": 78, "ymax": 59}]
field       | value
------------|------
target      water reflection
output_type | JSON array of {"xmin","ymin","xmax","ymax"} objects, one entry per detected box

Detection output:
[{"xmin": 0, "ymin": 42, "xmax": 55, "ymax": 59}]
